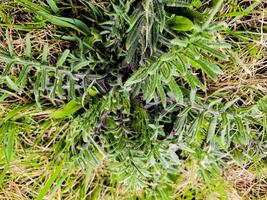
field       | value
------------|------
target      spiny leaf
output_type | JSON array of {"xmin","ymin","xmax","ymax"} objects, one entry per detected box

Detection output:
[
  {"xmin": 185, "ymin": 72, "xmax": 205, "ymax": 90},
  {"xmin": 126, "ymin": 17, "xmax": 144, "ymax": 50},
  {"xmin": 144, "ymin": 73, "xmax": 158, "ymax": 102},
  {"xmin": 125, "ymin": 67, "xmax": 147, "ymax": 87},
  {"xmin": 157, "ymin": 81, "xmax": 167, "ymax": 108},
  {"xmin": 125, "ymin": 39, "xmax": 139, "ymax": 64},
  {"xmin": 168, "ymin": 77, "xmax": 183, "ymax": 102},
  {"xmin": 127, "ymin": 8, "xmax": 143, "ymax": 32},
  {"xmin": 155, "ymin": 0, "xmax": 165, "ymax": 32},
  {"xmin": 186, "ymin": 52, "xmax": 223, "ymax": 81},
  {"xmin": 161, "ymin": 63, "xmax": 172, "ymax": 83},
  {"xmin": 193, "ymin": 41, "xmax": 228, "ymax": 60}
]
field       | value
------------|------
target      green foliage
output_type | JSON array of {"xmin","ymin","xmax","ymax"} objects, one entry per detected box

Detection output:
[
  {"xmin": 0, "ymin": 32, "xmax": 105, "ymax": 106},
  {"xmin": 167, "ymin": 15, "xmax": 193, "ymax": 31},
  {"xmin": 0, "ymin": 0, "xmax": 266, "ymax": 199}
]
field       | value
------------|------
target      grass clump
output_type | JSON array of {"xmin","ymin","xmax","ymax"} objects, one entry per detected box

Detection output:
[{"xmin": 0, "ymin": 0, "xmax": 266, "ymax": 199}]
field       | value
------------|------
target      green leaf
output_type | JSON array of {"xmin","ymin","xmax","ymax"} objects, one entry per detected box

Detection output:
[
  {"xmin": 202, "ymin": 0, "xmax": 223, "ymax": 29},
  {"xmin": 125, "ymin": 39, "xmax": 138, "ymax": 64},
  {"xmin": 147, "ymin": 62, "xmax": 160, "ymax": 75},
  {"xmin": 173, "ymin": 56, "xmax": 187, "ymax": 75},
  {"xmin": 73, "ymin": 60, "xmax": 90, "ymax": 71},
  {"xmin": 50, "ymin": 78, "xmax": 57, "ymax": 102},
  {"xmin": 155, "ymin": 0, "xmax": 165, "ymax": 32},
  {"xmin": 6, "ymin": 30, "xmax": 14, "ymax": 56},
  {"xmin": 56, "ymin": 49, "xmax": 70, "ymax": 67},
  {"xmin": 151, "ymin": 23, "xmax": 159, "ymax": 53},
  {"xmin": 36, "ymin": 164, "xmax": 62, "ymax": 200},
  {"xmin": 87, "ymin": 86, "xmax": 100, "ymax": 97},
  {"xmin": 5, "ymin": 129, "xmax": 15, "ymax": 164},
  {"xmin": 185, "ymin": 73, "xmax": 205, "ymax": 90},
  {"xmin": 56, "ymin": 16, "xmax": 90, "ymax": 34},
  {"xmin": 127, "ymin": 8, "xmax": 143, "ymax": 33},
  {"xmin": 87, "ymin": 185, "xmax": 101, "ymax": 200},
  {"xmin": 69, "ymin": 76, "xmax": 76, "ymax": 99},
  {"xmin": 168, "ymin": 77, "xmax": 183, "ymax": 102},
  {"xmin": 126, "ymin": 17, "xmax": 144, "ymax": 50},
  {"xmin": 193, "ymin": 41, "xmax": 228, "ymax": 60},
  {"xmin": 167, "ymin": 0, "xmax": 191, "ymax": 7},
  {"xmin": 5, "ymin": 76, "xmax": 19, "ymax": 91},
  {"xmin": 235, "ymin": 117, "xmax": 248, "ymax": 145},
  {"xmin": 187, "ymin": 51, "xmax": 223, "ymax": 81},
  {"xmin": 192, "ymin": 0, "xmax": 202, "ymax": 8},
  {"xmin": 220, "ymin": 113, "xmax": 231, "ymax": 148},
  {"xmin": 17, "ymin": 65, "xmax": 31, "ymax": 85},
  {"xmin": 0, "ymin": 125, "xmax": 16, "ymax": 185},
  {"xmin": 25, "ymin": 33, "xmax": 32, "ymax": 58},
  {"xmin": 50, "ymin": 100, "xmax": 82, "ymax": 119},
  {"xmin": 188, "ymin": 45, "xmax": 200, "ymax": 60},
  {"xmin": 178, "ymin": 143, "xmax": 195, "ymax": 153},
  {"xmin": 221, "ymin": 98, "xmax": 239, "ymax": 112},
  {"xmin": 57, "ymin": 75, "xmax": 65, "ymax": 97},
  {"xmin": 16, "ymin": 0, "xmax": 49, "ymax": 13},
  {"xmin": 40, "ymin": 69, "xmax": 47, "ymax": 91},
  {"xmin": 170, "ymin": 38, "xmax": 188, "ymax": 47},
  {"xmin": 37, "ymin": 11, "xmax": 90, "ymax": 35},
  {"xmin": 46, "ymin": 0, "xmax": 60, "ymax": 14},
  {"xmin": 257, "ymin": 97, "xmax": 267, "ymax": 114},
  {"xmin": 248, "ymin": 43, "xmax": 262, "ymax": 60},
  {"xmin": 34, "ymin": 71, "xmax": 41, "ymax": 107},
  {"xmin": 3, "ymin": 104, "xmax": 33, "ymax": 122},
  {"xmin": 144, "ymin": 74, "xmax": 157, "ymax": 102},
  {"xmin": 42, "ymin": 43, "xmax": 49, "ymax": 63},
  {"xmin": 207, "ymin": 116, "xmax": 217, "ymax": 143},
  {"xmin": 168, "ymin": 146, "xmax": 180, "ymax": 165},
  {"xmin": 174, "ymin": 114, "xmax": 187, "ymax": 137},
  {"xmin": 189, "ymin": 89, "xmax": 196, "ymax": 104},
  {"xmin": 167, "ymin": 16, "xmax": 193, "ymax": 31},
  {"xmin": 3, "ymin": 62, "xmax": 14, "ymax": 76},
  {"xmin": 161, "ymin": 63, "xmax": 172, "ymax": 83},
  {"xmin": 124, "ymin": 67, "xmax": 147, "ymax": 87},
  {"xmin": 229, "ymin": 50, "xmax": 251, "ymax": 74},
  {"xmin": 189, "ymin": 111, "xmax": 205, "ymax": 143},
  {"xmin": 157, "ymin": 81, "xmax": 167, "ymax": 108}
]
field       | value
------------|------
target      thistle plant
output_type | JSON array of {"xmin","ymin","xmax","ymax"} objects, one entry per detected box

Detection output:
[{"xmin": 0, "ymin": 0, "xmax": 266, "ymax": 199}]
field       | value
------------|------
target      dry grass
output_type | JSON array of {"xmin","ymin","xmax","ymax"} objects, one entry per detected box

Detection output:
[
  {"xmin": 224, "ymin": 165, "xmax": 267, "ymax": 199},
  {"xmin": 208, "ymin": 1, "xmax": 267, "ymax": 106}
]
